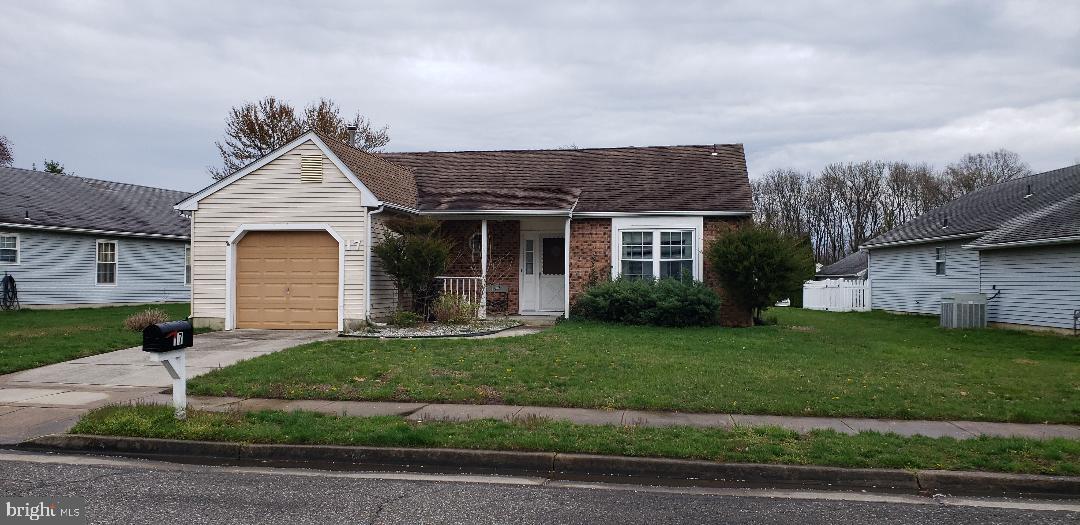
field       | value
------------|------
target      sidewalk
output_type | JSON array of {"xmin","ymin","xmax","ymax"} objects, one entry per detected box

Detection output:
[{"xmin": 136, "ymin": 394, "xmax": 1080, "ymax": 441}]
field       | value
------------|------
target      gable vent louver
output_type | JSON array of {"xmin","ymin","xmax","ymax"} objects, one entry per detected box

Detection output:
[{"xmin": 300, "ymin": 155, "xmax": 323, "ymax": 183}]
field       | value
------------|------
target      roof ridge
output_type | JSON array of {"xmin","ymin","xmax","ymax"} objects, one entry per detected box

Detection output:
[
  {"xmin": 0, "ymin": 165, "xmax": 191, "ymax": 195},
  {"xmin": 382, "ymin": 143, "xmax": 745, "ymax": 155},
  {"xmin": 974, "ymin": 191, "xmax": 1080, "ymax": 244}
]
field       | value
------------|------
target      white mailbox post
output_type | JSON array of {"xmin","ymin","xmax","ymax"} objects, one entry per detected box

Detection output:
[
  {"xmin": 148, "ymin": 349, "xmax": 187, "ymax": 420},
  {"xmin": 142, "ymin": 321, "xmax": 194, "ymax": 420}
]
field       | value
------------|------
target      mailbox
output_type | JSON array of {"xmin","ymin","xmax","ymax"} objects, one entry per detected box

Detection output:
[{"xmin": 143, "ymin": 320, "xmax": 194, "ymax": 353}]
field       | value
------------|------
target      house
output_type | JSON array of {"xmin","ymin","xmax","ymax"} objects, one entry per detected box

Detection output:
[
  {"xmin": 0, "ymin": 167, "xmax": 192, "ymax": 307},
  {"xmin": 862, "ymin": 164, "xmax": 1080, "ymax": 331},
  {"xmin": 175, "ymin": 130, "xmax": 754, "ymax": 331},
  {"xmin": 814, "ymin": 250, "xmax": 868, "ymax": 280}
]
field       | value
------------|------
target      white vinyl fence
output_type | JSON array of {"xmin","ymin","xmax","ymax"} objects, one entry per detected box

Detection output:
[{"xmin": 803, "ymin": 279, "xmax": 871, "ymax": 312}]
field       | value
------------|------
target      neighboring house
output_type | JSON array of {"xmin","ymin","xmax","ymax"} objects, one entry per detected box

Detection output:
[
  {"xmin": 862, "ymin": 164, "xmax": 1080, "ymax": 331},
  {"xmin": 814, "ymin": 250, "xmax": 868, "ymax": 280},
  {"xmin": 0, "ymin": 167, "xmax": 192, "ymax": 307},
  {"xmin": 175, "ymin": 130, "xmax": 754, "ymax": 331}
]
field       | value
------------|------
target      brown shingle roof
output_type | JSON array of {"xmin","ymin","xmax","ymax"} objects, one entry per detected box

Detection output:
[
  {"xmin": 316, "ymin": 130, "xmax": 418, "ymax": 209},
  {"xmin": 380, "ymin": 144, "xmax": 752, "ymax": 213}
]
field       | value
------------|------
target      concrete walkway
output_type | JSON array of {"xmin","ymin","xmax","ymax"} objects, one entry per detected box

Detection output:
[
  {"xmin": 136, "ymin": 395, "xmax": 1080, "ymax": 441},
  {"xmin": 0, "ymin": 330, "xmax": 334, "ymax": 444}
]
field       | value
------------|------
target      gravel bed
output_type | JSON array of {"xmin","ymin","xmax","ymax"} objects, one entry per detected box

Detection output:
[{"xmin": 345, "ymin": 319, "xmax": 523, "ymax": 338}]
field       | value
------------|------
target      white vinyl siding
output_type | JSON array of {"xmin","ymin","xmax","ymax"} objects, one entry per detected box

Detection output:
[
  {"xmin": 869, "ymin": 240, "xmax": 980, "ymax": 315},
  {"xmin": 184, "ymin": 245, "xmax": 192, "ymax": 285},
  {"xmin": 0, "ymin": 230, "xmax": 189, "ymax": 305},
  {"xmin": 190, "ymin": 140, "xmax": 368, "ymax": 323},
  {"xmin": 979, "ymin": 244, "xmax": 1080, "ymax": 329}
]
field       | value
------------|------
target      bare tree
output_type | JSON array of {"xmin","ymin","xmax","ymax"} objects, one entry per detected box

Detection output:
[
  {"xmin": 209, "ymin": 96, "xmax": 390, "ymax": 180},
  {"xmin": 943, "ymin": 149, "xmax": 1031, "ymax": 194},
  {"xmin": 753, "ymin": 149, "xmax": 1030, "ymax": 265},
  {"xmin": 0, "ymin": 135, "xmax": 12, "ymax": 167}
]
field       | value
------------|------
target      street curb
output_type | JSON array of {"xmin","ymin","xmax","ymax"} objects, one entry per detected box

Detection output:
[{"xmin": 19, "ymin": 434, "xmax": 1080, "ymax": 497}]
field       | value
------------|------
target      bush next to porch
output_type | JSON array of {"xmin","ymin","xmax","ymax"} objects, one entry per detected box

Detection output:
[
  {"xmin": 373, "ymin": 217, "xmax": 451, "ymax": 317},
  {"xmin": 572, "ymin": 277, "xmax": 721, "ymax": 327}
]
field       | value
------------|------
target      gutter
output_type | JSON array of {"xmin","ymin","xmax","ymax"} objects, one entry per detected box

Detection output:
[
  {"xmin": 860, "ymin": 231, "xmax": 989, "ymax": 250},
  {"xmin": 963, "ymin": 234, "xmax": 1080, "ymax": 250},
  {"xmin": 365, "ymin": 205, "xmax": 386, "ymax": 320},
  {"xmin": 0, "ymin": 222, "xmax": 189, "ymax": 241}
]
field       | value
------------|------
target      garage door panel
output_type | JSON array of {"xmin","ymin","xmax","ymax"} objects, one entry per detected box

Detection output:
[{"xmin": 235, "ymin": 230, "xmax": 338, "ymax": 329}]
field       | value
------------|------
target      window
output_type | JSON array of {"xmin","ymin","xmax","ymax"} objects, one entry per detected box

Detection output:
[
  {"xmin": 184, "ymin": 245, "xmax": 192, "ymax": 285},
  {"xmin": 524, "ymin": 239, "xmax": 535, "ymax": 275},
  {"xmin": 935, "ymin": 247, "xmax": 946, "ymax": 275},
  {"xmin": 0, "ymin": 234, "xmax": 18, "ymax": 264},
  {"xmin": 620, "ymin": 230, "xmax": 696, "ymax": 280},
  {"xmin": 620, "ymin": 231, "xmax": 654, "ymax": 279},
  {"xmin": 96, "ymin": 240, "xmax": 117, "ymax": 285},
  {"xmin": 660, "ymin": 231, "xmax": 694, "ymax": 278}
]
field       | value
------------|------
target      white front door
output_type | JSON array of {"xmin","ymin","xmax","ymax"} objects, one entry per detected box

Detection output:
[{"xmin": 520, "ymin": 232, "xmax": 565, "ymax": 313}]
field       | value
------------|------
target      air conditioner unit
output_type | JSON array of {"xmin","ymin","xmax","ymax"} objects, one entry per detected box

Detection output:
[{"xmin": 940, "ymin": 293, "xmax": 987, "ymax": 329}]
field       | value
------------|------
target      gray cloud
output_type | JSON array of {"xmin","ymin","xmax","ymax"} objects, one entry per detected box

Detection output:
[{"xmin": 1, "ymin": 0, "xmax": 1077, "ymax": 192}]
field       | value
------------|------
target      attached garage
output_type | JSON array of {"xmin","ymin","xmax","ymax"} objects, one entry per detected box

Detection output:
[{"xmin": 234, "ymin": 230, "xmax": 339, "ymax": 329}]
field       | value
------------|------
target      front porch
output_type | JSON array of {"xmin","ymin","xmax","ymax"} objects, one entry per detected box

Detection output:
[{"xmin": 436, "ymin": 217, "xmax": 571, "ymax": 319}]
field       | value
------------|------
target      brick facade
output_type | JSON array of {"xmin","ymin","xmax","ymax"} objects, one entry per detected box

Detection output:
[
  {"xmin": 568, "ymin": 218, "xmax": 612, "ymax": 300},
  {"xmin": 703, "ymin": 216, "xmax": 754, "ymax": 327},
  {"xmin": 441, "ymin": 219, "xmax": 520, "ymax": 315}
]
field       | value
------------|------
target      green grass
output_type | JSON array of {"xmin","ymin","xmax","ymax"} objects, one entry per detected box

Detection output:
[
  {"xmin": 72, "ymin": 405, "xmax": 1080, "ymax": 476},
  {"xmin": 0, "ymin": 304, "xmax": 192, "ymax": 374},
  {"xmin": 189, "ymin": 309, "xmax": 1080, "ymax": 424}
]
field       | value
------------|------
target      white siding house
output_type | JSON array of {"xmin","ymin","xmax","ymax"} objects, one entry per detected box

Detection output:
[
  {"xmin": 0, "ymin": 167, "xmax": 191, "ymax": 308},
  {"xmin": 864, "ymin": 164, "xmax": 1080, "ymax": 332}
]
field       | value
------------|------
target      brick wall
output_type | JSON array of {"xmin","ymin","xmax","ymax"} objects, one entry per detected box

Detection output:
[
  {"xmin": 568, "ymin": 218, "xmax": 612, "ymax": 300},
  {"xmin": 440, "ymin": 219, "xmax": 520, "ymax": 315},
  {"xmin": 703, "ymin": 216, "xmax": 753, "ymax": 327}
]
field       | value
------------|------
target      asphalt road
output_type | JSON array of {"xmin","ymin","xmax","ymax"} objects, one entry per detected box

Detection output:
[{"xmin": 0, "ymin": 451, "xmax": 1077, "ymax": 524}]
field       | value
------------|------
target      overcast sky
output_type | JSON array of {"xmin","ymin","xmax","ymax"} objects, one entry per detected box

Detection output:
[{"xmin": 1, "ymin": 1, "xmax": 1078, "ymax": 192}]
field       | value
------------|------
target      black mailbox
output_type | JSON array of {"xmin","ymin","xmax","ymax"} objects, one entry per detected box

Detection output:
[{"xmin": 143, "ymin": 320, "xmax": 194, "ymax": 352}]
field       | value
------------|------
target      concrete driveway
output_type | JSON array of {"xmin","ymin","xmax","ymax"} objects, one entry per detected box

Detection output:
[{"xmin": 0, "ymin": 329, "xmax": 333, "ymax": 444}]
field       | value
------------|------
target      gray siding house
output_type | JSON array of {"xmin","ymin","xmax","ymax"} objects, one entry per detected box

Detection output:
[
  {"xmin": 0, "ymin": 167, "xmax": 191, "ymax": 307},
  {"xmin": 862, "ymin": 164, "xmax": 1080, "ymax": 331}
]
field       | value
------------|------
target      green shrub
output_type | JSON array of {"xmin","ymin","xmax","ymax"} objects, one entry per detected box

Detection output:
[
  {"xmin": 432, "ymin": 294, "xmax": 479, "ymax": 324},
  {"xmin": 387, "ymin": 310, "xmax": 422, "ymax": 327},
  {"xmin": 573, "ymin": 277, "xmax": 721, "ymax": 327},
  {"xmin": 706, "ymin": 225, "xmax": 815, "ymax": 321},
  {"xmin": 373, "ymin": 217, "xmax": 451, "ymax": 316}
]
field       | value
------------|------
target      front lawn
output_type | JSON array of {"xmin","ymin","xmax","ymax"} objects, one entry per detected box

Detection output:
[
  {"xmin": 0, "ymin": 303, "xmax": 192, "ymax": 375},
  {"xmin": 189, "ymin": 309, "xmax": 1080, "ymax": 423},
  {"xmin": 72, "ymin": 405, "xmax": 1080, "ymax": 475}
]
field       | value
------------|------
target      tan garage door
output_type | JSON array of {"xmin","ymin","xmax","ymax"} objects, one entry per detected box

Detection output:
[{"xmin": 235, "ymin": 231, "xmax": 338, "ymax": 329}]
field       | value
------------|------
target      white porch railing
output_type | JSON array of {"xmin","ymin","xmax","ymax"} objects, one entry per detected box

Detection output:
[
  {"xmin": 803, "ymin": 278, "xmax": 871, "ymax": 312},
  {"xmin": 435, "ymin": 276, "xmax": 487, "ymax": 319}
]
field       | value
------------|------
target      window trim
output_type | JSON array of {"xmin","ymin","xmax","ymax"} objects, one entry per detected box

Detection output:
[
  {"xmin": 616, "ymin": 228, "xmax": 699, "ymax": 280},
  {"xmin": 95, "ymin": 239, "xmax": 118, "ymax": 286},
  {"xmin": 934, "ymin": 246, "xmax": 946, "ymax": 276},
  {"xmin": 184, "ymin": 245, "xmax": 192, "ymax": 285},
  {"xmin": 610, "ymin": 216, "xmax": 704, "ymax": 281},
  {"xmin": 0, "ymin": 232, "xmax": 20, "ymax": 265}
]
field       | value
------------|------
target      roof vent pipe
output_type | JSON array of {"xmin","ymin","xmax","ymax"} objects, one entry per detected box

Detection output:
[{"xmin": 346, "ymin": 125, "xmax": 358, "ymax": 147}]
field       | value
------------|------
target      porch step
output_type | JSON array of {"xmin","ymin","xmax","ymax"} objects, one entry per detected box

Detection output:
[{"xmin": 506, "ymin": 315, "xmax": 560, "ymax": 327}]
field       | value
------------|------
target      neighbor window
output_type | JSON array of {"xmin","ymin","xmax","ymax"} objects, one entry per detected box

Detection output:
[
  {"xmin": 96, "ymin": 240, "xmax": 117, "ymax": 285},
  {"xmin": 934, "ymin": 247, "xmax": 946, "ymax": 275},
  {"xmin": 620, "ymin": 230, "xmax": 696, "ymax": 280},
  {"xmin": 184, "ymin": 245, "xmax": 192, "ymax": 285},
  {"xmin": 0, "ymin": 234, "xmax": 18, "ymax": 264}
]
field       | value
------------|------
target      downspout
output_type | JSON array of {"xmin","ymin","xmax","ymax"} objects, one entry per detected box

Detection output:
[
  {"xmin": 366, "ymin": 205, "xmax": 386, "ymax": 321},
  {"xmin": 564, "ymin": 199, "xmax": 578, "ymax": 319}
]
